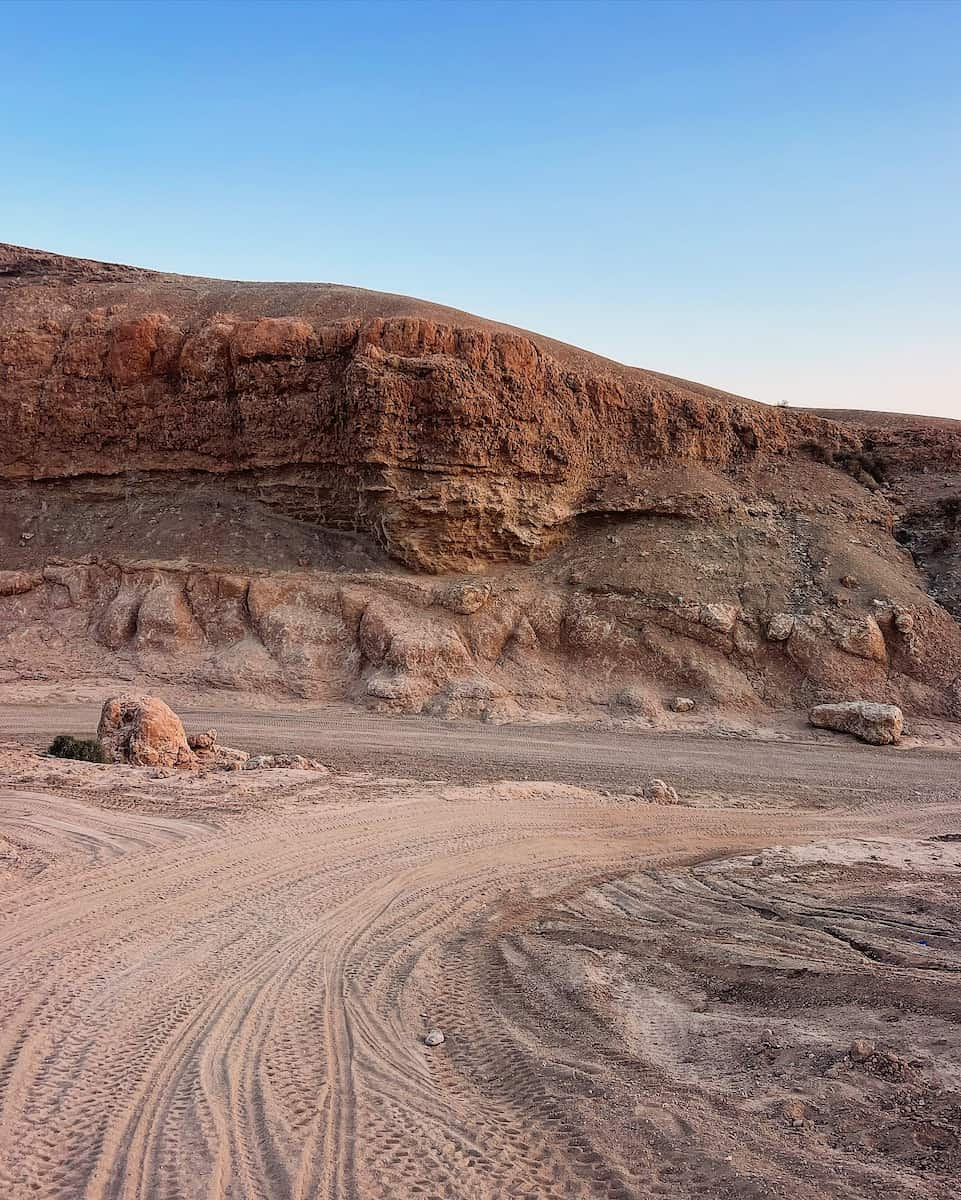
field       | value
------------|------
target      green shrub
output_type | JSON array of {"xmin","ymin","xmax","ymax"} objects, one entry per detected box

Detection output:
[{"xmin": 48, "ymin": 734, "xmax": 110, "ymax": 763}]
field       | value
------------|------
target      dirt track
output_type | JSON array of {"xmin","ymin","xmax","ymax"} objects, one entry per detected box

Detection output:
[
  {"xmin": 1, "ymin": 710, "xmax": 960, "ymax": 1198},
  {"xmin": 1, "ymin": 701, "xmax": 958, "ymax": 799}
]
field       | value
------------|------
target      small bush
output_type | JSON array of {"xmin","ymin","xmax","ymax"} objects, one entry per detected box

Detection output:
[{"xmin": 48, "ymin": 734, "xmax": 110, "ymax": 763}]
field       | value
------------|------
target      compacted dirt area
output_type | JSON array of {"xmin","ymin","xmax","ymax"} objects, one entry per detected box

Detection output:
[
  {"xmin": 0, "ymin": 711, "xmax": 959, "ymax": 1199},
  {"xmin": 2, "ymin": 697, "xmax": 961, "ymax": 793}
]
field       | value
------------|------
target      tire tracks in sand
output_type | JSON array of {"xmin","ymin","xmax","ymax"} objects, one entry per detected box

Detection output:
[{"xmin": 0, "ymin": 778, "xmax": 956, "ymax": 1198}]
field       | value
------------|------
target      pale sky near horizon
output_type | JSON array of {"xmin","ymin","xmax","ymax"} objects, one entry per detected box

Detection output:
[{"xmin": 2, "ymin": 0, "xmax": 958, "ymax": 419}]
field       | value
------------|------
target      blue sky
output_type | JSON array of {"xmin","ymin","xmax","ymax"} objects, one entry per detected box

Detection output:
[{"xmin": 2, "ymin": 0, "xmax": 958, "ymax": 417}]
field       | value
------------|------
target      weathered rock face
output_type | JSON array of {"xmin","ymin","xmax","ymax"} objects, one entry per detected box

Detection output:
[
  {"xmin": 97, "ymin": 695, "xmax": 197, "ymax": 767},
  {"xmin": 819, "ymin": 410, "xmax": 961, "ymax": 622},
  {"xmin": 0, "ymin": 243, "xmax": 864, "ymax": 574},
  {"xmin": 2, "ymin": 245, "xmax": 960, "ymax": 722},
  {"xmin": 809, "ymin": 701, "xmax": 904, "ymax": 745}
]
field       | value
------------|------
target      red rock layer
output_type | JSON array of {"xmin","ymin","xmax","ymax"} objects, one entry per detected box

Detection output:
[{"xmin": 1, "ymin": 244, "xmax": 861, "ymax": 571}]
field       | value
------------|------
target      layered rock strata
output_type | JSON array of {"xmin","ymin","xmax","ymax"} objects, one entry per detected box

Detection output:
[{"xmin": 2, "ymin": 245, "xmax": 960, "ymax": 719}]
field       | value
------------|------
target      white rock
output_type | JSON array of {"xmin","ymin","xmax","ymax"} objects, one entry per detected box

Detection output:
[
  {"xmin": 809, "ymin": 701, "xmax": 903, "ymax": 746},
  {"xmin": 424, "ymin": 1029, "xmax": 445, "ymax": 1047},
  {"xmin": 766, "ymin": 613, "xmax": 795, "ymax": 642},
  {"xmin": 699, "ymin": 603, "xmax": 739, "ymax": 634},
  {"xmin": 670, "ymin": 697, "xmax": 695, "ymax": 713}
]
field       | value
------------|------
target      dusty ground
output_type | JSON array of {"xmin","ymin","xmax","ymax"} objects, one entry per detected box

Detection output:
[
  {"xmin": 1, "ymin": 709, "xmax": 960, "ymax": 1199},
  {"xmin": 2, "ymin": 694, "xmax": 961, "ymax": 788}
]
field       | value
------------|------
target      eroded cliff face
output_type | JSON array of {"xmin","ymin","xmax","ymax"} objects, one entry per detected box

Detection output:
[
  {"xmin": 2, "ymin": 491, "xmax": 959, "ymax": 721},
  {"xmin": 1, "ymin": 244, "xmax": 960, "ymax": 720},
  {"xmin": 819, "ymin": 411, "xmax": 961, "ymax": 623},
  {"xmin": 1, "ymin": 244, "xmax": 865, "ymax": 572}
]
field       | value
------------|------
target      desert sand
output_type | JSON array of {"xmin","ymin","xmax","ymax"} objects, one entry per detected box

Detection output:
[{"xmin": 1, "ymin": 707, "xmax": 959, "ymax": 1200}]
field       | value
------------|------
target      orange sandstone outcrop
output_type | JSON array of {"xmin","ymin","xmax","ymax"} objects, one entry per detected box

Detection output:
[{"xmin": 97, "ymin": 695, "xmax": 197, "ymax": 768}]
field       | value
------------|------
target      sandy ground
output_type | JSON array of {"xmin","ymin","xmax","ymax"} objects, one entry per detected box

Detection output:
[
  {"xmin": 1, "ymin": 696, "xmax": 960, "ymax": 795},
  {"xmin": 4, "ymin": 681, "xmax": 961, "ymax": 746},
  {"xmin": 1, "ymin": 711, "xmax": 960, "ymax": 1199}
]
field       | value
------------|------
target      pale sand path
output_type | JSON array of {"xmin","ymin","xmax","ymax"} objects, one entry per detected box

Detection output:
[{"xmin": 0, "ymin": 705, "xmax": 959, "ymax": 1198}]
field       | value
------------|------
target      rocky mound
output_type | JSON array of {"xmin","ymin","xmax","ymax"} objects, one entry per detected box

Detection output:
[
  {"xmin": 2, "ymin": 244, "xmax": 960, "ymax": 720},
  {"xmin": 98, "ymin": 694, "xmax": 197, "ymax": 768}
]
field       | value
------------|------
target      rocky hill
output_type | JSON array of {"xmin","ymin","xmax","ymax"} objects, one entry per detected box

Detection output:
[{"xmin": 2, "ymin": 243, "xmax": 960, "ymax": 721}]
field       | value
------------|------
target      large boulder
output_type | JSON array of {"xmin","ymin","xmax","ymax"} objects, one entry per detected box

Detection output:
[
  {"xmin": 97, "ymin": 694, "xmax": 198, "ymax": 767},
  {"xmin": 809, "ymin": 701, "xmax": 904, "ymax": 746}
]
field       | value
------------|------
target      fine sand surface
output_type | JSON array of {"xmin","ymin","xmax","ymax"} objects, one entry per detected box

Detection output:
[{"xmin": 0, "ymin": 710, "xmax": 960, "ymax": 1199}]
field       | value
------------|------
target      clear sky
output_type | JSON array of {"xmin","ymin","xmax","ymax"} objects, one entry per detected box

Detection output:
[{"xmin": 2, "ymin": 0, "xmax": 958, "ymax": 417}]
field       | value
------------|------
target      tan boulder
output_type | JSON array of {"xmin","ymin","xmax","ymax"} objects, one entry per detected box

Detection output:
[
  {"xmin": 830, "ymin": 614, "xmax": 887, "ymax": 663},
  {"xmin": 893, "ymin": 608, "xmax": 915, "ymax": 634},
  {"xmin": 699, "ymin": 603, "xmax": 739, "ymax": 634},
  {"xmin": 645, "ymin": 778, "xmax": 680, "ymax": 804},
  {"xmin": 197, "ymin": 744, "xmax": 249, "ymax": 771},
  {"xmin": 809, "ymin": 701, "xmax": 903, "ymax": 746},
  {"xmin": 364, "ymin": 669, "xmax": 431, "ymax": 713},
  {"xmin": 97, "ymin": 590, "xmax": 141, "ymax": 650},
  {"xmin": 766, "ymin": 613, "xmax": 795, "ymax": 642},
  {"xmin": 425, "ymin": 677, "xmax": 512, "ymax": 721},
  {"xmin": 97, "ymin": 695, "xmax": 198, "ymax": 767},
  {"xmin": 186, "ymin": 728, "xmax": 250, "ymax": 770},
  {"xmin": 359, "ymin": 600, "xmax": 471, "ymax": 675},
  {"xmin": 134, "ymin": 581, "xmax": 202, "ymax": 652},
  {"xmin": 245, "ymin": 753, "xmax": 328, "ymax": 772},
  {"xmin": 436, "ymin": 580, "xmax": 492, "ymax": 615}
]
